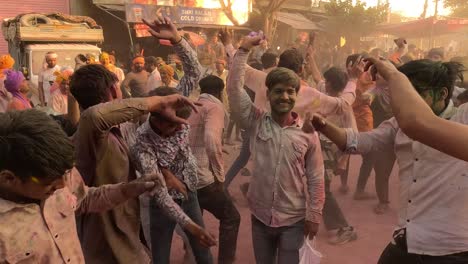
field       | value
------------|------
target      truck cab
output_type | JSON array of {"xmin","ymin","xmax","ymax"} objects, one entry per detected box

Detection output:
[{"xmin": 2, "ymin": 13, "xmax": 104, "ymax": 105}]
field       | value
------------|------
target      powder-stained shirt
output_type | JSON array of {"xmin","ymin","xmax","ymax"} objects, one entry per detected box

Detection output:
[
  {"xmin": 0, "ymin": 168, "xmax": 135, "ymax": 264},
  {"xmin": 228, "ymin": 48, "xmax": 325, "ymax": 227},
  {"xmin": 188, "ymin": 94, "xmax": 226, "ymax": 189},
  {"xmin": 344, "ymin": 101, "xmax": 468, "ymax": 256},
  {"xmin": 73, "ymin": 98, "xmax": 151, "ymax": 264},
  {"xmin": 131, "ymin": 122, "xmax": 198, "ymax": 227}
]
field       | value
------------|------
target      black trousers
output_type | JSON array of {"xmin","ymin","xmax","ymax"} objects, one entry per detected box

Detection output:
[
  {"xmin": 198, "ymin": 181, "xmax": 241, "ymax": 264},
  {"xmin": 378, "ymin": 242, "xmax": 468, "ymax": 264}
]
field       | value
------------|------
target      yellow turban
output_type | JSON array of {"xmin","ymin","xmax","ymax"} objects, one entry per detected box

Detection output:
[
  {"xmin": 99, "ymin": 52, "xmax": 110, "ymax": 63},
  {"xmin": 159, "ymin": 64, "xmax": 175, "ymax": 78},
  {"xmin": 0, "ymin": 55, "xmax": 15, "ymax": 70}
]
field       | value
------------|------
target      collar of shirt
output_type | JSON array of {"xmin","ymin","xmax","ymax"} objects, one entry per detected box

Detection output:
[
  {"xmin": 264, "ymin": 111, "xmax": 302, "ymax": 128},
  {"xmin": 0, "ymin": 198, "xmax": 38, "ymax": 214},
  {"xmin": 439, "ymin": 100, "xmax": 457, "ymax": 120}
]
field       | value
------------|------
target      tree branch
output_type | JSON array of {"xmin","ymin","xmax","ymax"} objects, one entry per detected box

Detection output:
[{"xmin": 218, "ymin": 0, "xmax": 240, "ymax": 26}]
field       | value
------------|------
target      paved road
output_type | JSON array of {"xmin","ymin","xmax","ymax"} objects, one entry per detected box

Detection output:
[{"xmin": 171, "ymin": 143, "xmax": 400, "ymax": 264}]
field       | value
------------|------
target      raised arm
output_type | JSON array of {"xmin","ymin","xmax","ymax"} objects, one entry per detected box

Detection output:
[
  {"xmin": 219, "ymin": 30, "xmax": 268, "ymax": 95},
  {"xmin": 227, "ymin": 38, "xmax": 263, "ymax": 128},
  {"xmin": 173, "ymin": 39, "xmax": 202, "ymax": 96},
  {"xmin": 79, "ymin": 95, "xmax": 198, "ymax": 135},
  {"xmin": 143, "ymin": 16, "xmax": 200, "ymax": 97},
  {"xmin": 306, "ymin": 114, "xmax": 397, "ymax": 154},
  {"xmin": 368, "ymin": 57, "xmax": 468, "ymax": 162}
]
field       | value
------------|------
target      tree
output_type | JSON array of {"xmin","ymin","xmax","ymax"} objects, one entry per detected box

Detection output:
[
  {"xmin": 443, "ymin": 0, "xmax": 468, "ymax": 17},
  {"xmin": 218, "ymin": 0, "xmax": 240, "ymax": 26},
  {"xmin": 253, "ymin": 0, "xmax": 289, "ymax": 39},
  {"xmin": 323, "ymin": 0, "xmax": 388, "ymax": 49}
]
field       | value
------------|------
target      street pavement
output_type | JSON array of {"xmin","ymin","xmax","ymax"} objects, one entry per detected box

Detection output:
[{"xmin": 171, "ymin": 142, "xmax": 400, "ymax": 264}]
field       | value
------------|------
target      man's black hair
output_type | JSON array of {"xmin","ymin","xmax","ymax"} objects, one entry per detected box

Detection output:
[
  {"xmin": 261, "ymin": 52, "xmax": 278, "ymax": 69},
  {"xmin": 457, "ymin": 89, "xmax": 468, "ymax": 104},
  {"xmin": 323, "ymin": 67, "xmax": 349, "ymax": 94},
  {"xmin": 249, "ymin": 62, "xmax": 264, "ymax": 71},
  {"xmin": 199, "ymin": 75, "xmax": 224, "ymax": 97},
  {"xmin": 346, "ymin": 54, "xmax": 361, "ymax": 68},
  {"xmin": 398, "ymin": 59, "xmax": 465, "ymax": 106},
  {"xmin": 278, "ymin": 48, "xmax": 303, "ymax": 74},
  {"xmin": 148, "ymin": 87, "xmax": 192, "ymax": 119},
  {"xmin": 0, "ymin": 110, "xmax": 74, "ymax": 181},
  {"xmin": 145, "ymin": 56, "xmax": 158, "ymax": 66},
  {"xmin": 70, "ymin": 64, "xmax": 118, "ymax": 110}
]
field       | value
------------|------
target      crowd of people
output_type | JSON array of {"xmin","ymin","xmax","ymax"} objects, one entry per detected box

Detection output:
[{"xmin": 1, "ymin": 15, "xmax": 468, "ymax": 264}]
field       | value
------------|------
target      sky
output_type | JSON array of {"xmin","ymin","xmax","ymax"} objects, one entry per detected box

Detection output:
[{"xmin": 359, "ymin": 0, "xmax": 450, "ymax": 18}]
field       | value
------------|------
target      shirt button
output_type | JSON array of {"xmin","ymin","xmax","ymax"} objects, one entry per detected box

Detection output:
[
  {"xmin": 413, "ymin": 179, "xmax": 417, "ymax": 183},
  {"xmin": 54, "ymin": 234, "xmax": 59, "ymax": 238},
  {"xmin": 408, "ymin": 200, "xmax": 412, "ymax": 203},
  {"xmin": 67, "ymin": 258, "xmax": 71, "ymax": 262},
  {"xmin": 407, "ymin": 219, "xmax": 410, "ymax": 223},
  {"xmin": 415, "ymin": 158, "xmax": 419, "ymax": 161}
]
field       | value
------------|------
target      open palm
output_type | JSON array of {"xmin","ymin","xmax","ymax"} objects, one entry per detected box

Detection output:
[{"xmin": 143, "ymin": 16, "xmax": 180, "ymax": 43}]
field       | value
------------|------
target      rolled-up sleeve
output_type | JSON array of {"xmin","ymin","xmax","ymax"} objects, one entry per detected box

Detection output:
[
  {"xmin": 304, "ymin": 133, "xmax": 325, "ymax": 223},
  {"xmin": 345, "ymin": 117, "xmax": 399, "ymax": 154}
]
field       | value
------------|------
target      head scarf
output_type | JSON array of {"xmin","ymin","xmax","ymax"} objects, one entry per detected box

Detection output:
[
  {"xmin": 0, "ymin": 55, "xmax": 15, "ymax": 70},
  {"xmin": 51, "ymin": 68, "xmax": 74, "ymax": 94},
  {"xmin": 4, "ymin": 69, "xmax": 30, "ymax": 109},
  {"xmin": 133, "ymin": 56, "xmax": 145, "ymax": 65},
  {"xmin": 159, "ymin": 64, "xmax": 175, "ymax": 78}
]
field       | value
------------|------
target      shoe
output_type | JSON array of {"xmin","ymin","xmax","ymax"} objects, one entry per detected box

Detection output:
[
  {"xmin": 240, "ymin": 168, "xmax": 251, "ymax": 176},
  {"xmin": 353, "ymin": 191, "xmax": 376, "ymax": 200},
  {"xmin": 373, "ymin": 203, "xmax": 390, "ymax": 215},
  {"xmin": 328, "ymin": 226, "xmax": 357, "ymax": 245},
  {"xmin": 338, "ymin": 185, "xmax": 349, "ymax": 194}
]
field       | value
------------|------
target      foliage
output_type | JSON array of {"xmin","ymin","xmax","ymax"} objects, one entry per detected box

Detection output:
[
  {"xmin": 324, "ymin": 0, "xmax": 388, "ymax": 47},
  {"xmin": 443, "ymin": 0, "xmax": 468, "ymax": 17}
]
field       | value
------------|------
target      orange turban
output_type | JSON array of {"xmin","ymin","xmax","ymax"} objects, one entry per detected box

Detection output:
[
  {"xmin": 159, "ymin": 64, "xmax": 175, "ymax": 77},
  {"xmin": 0, "ymin": 54, "xmax": 15, "ymax": 70},
  {"xmin": 133, "ymin": 56, "xmax": 145, "ymax": 65}
]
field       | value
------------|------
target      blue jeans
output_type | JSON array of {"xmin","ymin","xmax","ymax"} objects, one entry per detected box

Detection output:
[
  {"xmin": 224, "ymin": 130, "xmax": 251, "ymax": 189},
  {"xmin": 251, "ymin": 215, "xmax": 304, "ymax": 264},
  {"xmin": 150, "ymin": 191, "xmax": 213, "ymax": 264}
]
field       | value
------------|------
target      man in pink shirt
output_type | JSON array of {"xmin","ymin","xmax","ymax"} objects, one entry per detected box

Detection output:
[
  {"xmin": 188, "ymin": 75, "xmax": 240, "ymax": 264},
  {"xmin": 0, "ymin": 109, "xmax": 165, "ymax": 263},
  {"xmin": 228, "ymin": 34, "xmax": 325, "ymax": 264}
]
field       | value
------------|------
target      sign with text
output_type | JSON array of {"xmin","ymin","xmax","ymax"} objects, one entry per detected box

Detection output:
[{"xmin": 125, "ymin": 4, "xmax": 238, "ymax": 25}]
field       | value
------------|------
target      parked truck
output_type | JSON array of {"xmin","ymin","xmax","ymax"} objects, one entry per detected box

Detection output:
[{"xmin": 1, "ymin": 13, "xmax": 104, "ymax": 105}]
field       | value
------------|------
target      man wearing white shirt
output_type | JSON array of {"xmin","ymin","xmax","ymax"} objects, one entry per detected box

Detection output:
[
  {"xmin": 145, "ymin": 56, "xmax": 162, "ymax": 92},
  {"xmin": 38, "ymin": 52, "xmax": 61, "ymax": 106},
  {"xmin": 308, "ymin": 59, "xmax": 468, "ymax": 263}
]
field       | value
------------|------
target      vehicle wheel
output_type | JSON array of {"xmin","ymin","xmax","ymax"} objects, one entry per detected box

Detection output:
[{"xmin": 20, "ymin": 14, "xmax": 53, "ymax": 27}]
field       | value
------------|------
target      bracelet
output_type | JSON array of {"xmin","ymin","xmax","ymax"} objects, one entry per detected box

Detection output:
[
  {"xmin": 170, "ymin": 36, "xmax": 183, "ymax": 45},
  {"xmin": 238, "ymin": 47, "xmax": 250, "ymax": 52}
]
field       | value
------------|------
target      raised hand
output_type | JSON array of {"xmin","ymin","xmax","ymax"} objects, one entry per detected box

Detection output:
[
  {"xmin": 143, "ymin": 16, "xmax": 181, "ymax": 44},
  {"xmin": 148, "ymin": 94, "xmax": 199, "ymax": 125},
  {"xmin": 240, "ymin": 33, "xmax": 264, "ymax": 51},
  {"xmin": 364, "ymin": 57, "xmax": 400, "ymax": 82},
  {"xmin": 218, "ymin": 28, "xmax": 232, "ymax": 45}
]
